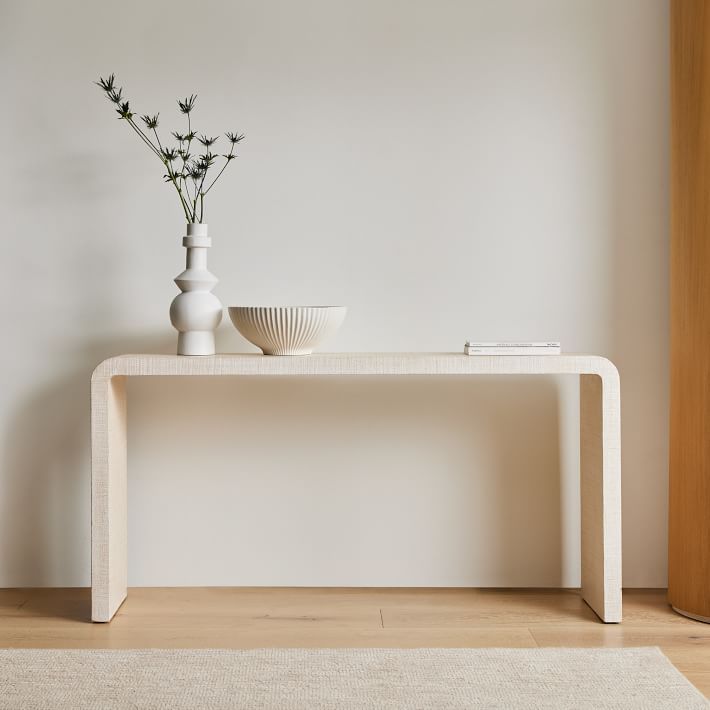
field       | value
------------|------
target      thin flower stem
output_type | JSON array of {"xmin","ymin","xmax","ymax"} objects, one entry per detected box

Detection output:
[
  {"xmin": 151, "ymin": 127, "xmax": 164, "ymax": 153},
  {"xmin": 169, "ymin": 178, "xmax": 192, "ymax": 222},
  {"xmin": 166, "ymin": 161, "xmax": 193, "ymax": 221},
  {"xmin": 134, "ymin": 120, "xmax": 191, "ymax": 217},
  {"xmin": 175, "ymin": 177, "xmax": 194, "ymax": 222},
  {"xmin": 173, "ymin": 174, "xmax": 193, "ymax": 222},
  {"xmin": 127, "ymin": 119, "xmax": 191, "ymax": 221},
  {"xmin": 124, "ymin": 118, "xmax": 189, "ymax": 220},
  {"xmin": 145, "ymin": 125, "xmax": 194, "ymax": 221},
  {"xmin": 189, "ymin": 181, "xmax": 197, "ymax": 214},
  {"xmin": 203, "ymin": 155, "xmax": 233, "ymax": 196},
  {"xmin": 185, "ymin": 114, "xmax": 194, "ymax": 160},
  {"xmin": 160, "ymin": 153, "xmax": 192, "ymax": 220},
  {"xmin": 130, "ymin": 119, "xmax": 162, "ymax": 156},
  {"xmin": 169, "ymin": 173, "xmax": 192, "ymax": 222},
  {"xmin": 195, "ymin": 166, "xmax": 210, "ymax": 222},
  {"xmin": 192, "ymin": 184, "xmax": 199, "ymax": 223},
  {"xmin": 185, "ymin": 115, "xmax": 201, "ymax": 220},
  {"xmin": 177, "ymin": 139, "xmax": 193, "ymax": 219},
  {"xmin": 192, "ymin": 155, "xmax": 210, "ymax": 222},
  {"xmin": 125, "ymin": 119, "xmax": 163, "ymax": 161},
  {"xmin": 183, "ymin": 184, "xmax": 194, "ymax": 222}
]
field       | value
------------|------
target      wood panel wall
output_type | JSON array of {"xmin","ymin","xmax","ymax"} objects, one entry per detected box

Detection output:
[{"xmin": 669, "ymin": 0, "xmax": 710, "ymax": 619}]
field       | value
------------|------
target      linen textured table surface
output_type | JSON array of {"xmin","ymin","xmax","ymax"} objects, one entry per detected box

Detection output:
[
  {"xmin": 91, "ymin": 353, "xmax": 621, "ymax": 623},
  {"xmin": 1, "ymin": 648, "xmax": 703, "ymax": 709}
]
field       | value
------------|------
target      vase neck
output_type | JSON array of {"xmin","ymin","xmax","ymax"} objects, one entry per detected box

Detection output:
[
  {"xmin": 186, "ymin": 223, "xmax": 208, "ymax": 237},
  {"xmin": 186, "ymin": 246, "xmax": 208, "ymax": 270},
  {"xmin": 183, "ymin": 220, "xmax": 211, "ymax": 250}
]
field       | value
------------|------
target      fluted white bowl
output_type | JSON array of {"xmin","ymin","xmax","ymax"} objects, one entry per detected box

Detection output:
[{"xmin": 228, "ymin": 306, "xmax": 347, "ymax": 355}]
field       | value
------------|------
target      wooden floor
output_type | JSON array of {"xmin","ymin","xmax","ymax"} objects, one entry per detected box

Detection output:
[{"xmin": 1, "ymin": 588, "xmax": 709, "ymax": 696}]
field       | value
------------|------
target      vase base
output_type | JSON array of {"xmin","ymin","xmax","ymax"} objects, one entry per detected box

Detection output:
[
  {"xmin": 262, "ymin": 349, "xmax": 313, "ymax": 356},
  {"xmin": 177, "ymin": 331, "xmax": 216, "ymax": 356}
]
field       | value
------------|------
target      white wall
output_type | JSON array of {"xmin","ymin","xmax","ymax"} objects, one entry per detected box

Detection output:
[{"xmin": 0, "ymin": 0, "xmax": 668, "ymax": 588}]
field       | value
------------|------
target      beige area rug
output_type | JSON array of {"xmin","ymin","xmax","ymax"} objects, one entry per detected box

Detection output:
[{"xmin": 0, "ymin": 647, "xmax": 706, "ymax": 709}]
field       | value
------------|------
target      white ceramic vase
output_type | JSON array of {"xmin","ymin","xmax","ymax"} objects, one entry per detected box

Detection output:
[{"xmin": 169, "ymin": 223, "xmax": 223, "ymax": 356}]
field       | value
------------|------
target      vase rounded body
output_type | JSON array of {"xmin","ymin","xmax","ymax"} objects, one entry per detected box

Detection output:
[{"xmin": 170, "ymin": 223, "xmax": 222, "ymax": 356}]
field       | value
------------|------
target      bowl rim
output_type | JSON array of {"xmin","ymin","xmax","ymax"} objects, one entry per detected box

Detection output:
[{"xmin": 228, "ymin": 305, "xmax": 346, "ymax": 310}]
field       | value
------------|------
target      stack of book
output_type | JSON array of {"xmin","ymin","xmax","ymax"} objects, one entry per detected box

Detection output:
[{"xmin": 464, "ymin": 341, "xmax": 561, "ymax": 355}]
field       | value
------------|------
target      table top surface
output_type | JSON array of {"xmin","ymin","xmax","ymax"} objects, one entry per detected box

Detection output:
[{"xmin": 92, "ymin": 352, "xmax": 619, "ymax": 381}]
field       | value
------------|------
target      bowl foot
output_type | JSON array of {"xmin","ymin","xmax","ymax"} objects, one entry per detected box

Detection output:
[{"xmin": 262, "ymin": 349, "xmax": 313, "ymax": 356}]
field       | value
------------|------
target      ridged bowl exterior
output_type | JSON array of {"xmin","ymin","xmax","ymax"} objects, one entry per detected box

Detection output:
[{"xmin": 228, "ymin": 306, "xmax": 347, "ymax": 355}]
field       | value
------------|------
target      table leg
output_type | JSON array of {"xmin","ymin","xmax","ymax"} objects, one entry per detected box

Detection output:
[
  {"xmin": 580, "ymin": 372, "xmax": 622, "ymax": 622},
  {"xmin": 91, "ymin": 375, "xmax": 128, "ymax": 622}
]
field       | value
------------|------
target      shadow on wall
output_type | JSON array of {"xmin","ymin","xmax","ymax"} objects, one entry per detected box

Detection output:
[
  {"xmin": 125, "ymin": 374, "xmax": 563, "ymax": 588},
  {"xmin": 0, "ymin": 130, "xmax": 184, "ymax": 587},
  {"xmin": 0, "ymin": 335, "xmax": 174, "ymax": 590},
  {"xmin": 606, "ymin": 3, "xmax": 670, "ymax": 587}
]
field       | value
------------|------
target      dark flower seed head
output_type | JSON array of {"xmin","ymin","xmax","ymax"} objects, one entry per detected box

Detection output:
[
  {"xmin": 226, "ymin": 131, "xmax": 245, "ymax": 145},
  {"xmin": 198, "ymin": 134, "xmax": 218, "ymax": 148},
  {"xmin": 198, "ymin": 152, "xmax": 219, "ymax": 168},
  {"xmin": 223, "ymin": 154, "xmax": 236, "ymax": 161},
  {"xmin": 162, "ymin": 148, "xmax": 179, "ymax": 162},
  {"xmin": 172, "ymin": 132, "xmax": 185, "ymax": 143},
  {"xmin": 184, "ymin": 131, "xmax": 197, "ymax": 142},
  {"xmin": 178, "ymin": 94, "xmax": 197, "ymax": 114},
  {"xmin": 116, "ymin": 101, "xmax": 133, "ymax": 119},
  {"xmin": 96, "ymin": 74, "xmax": 115, "ymax": 92},
  {"xmin": 107, "ymin": 88, "xmax": 123, "ymax": 104},
  {"xmin": 141, "ymin": 113, "xmax": 159, "ymax": 130}
]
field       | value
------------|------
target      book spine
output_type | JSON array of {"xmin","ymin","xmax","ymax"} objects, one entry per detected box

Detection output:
[
  {"xmin": 465, "ymin": 342, "xmax": 560, "ymax": 348},
  {"xmin": 464, "ymin": 346, "xmax": 561, "ymax": 355}
]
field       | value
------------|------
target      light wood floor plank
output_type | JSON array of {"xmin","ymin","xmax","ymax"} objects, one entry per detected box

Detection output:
[
  {"xmin": 0, "ymin": 588, "xmax": 707, "ymax": 697},
  {"xmin": 381, "ymin": 589, "xmax": 599, "ymax": 627},
  {"xmin": 0, "ymin": 589, "xmax": 32, "ymax": 616}
]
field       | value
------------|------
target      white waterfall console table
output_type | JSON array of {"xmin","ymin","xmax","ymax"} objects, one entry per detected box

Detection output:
[{"xmin": 91, "ymin": 353, "xmax": 621, "ymax": 623}]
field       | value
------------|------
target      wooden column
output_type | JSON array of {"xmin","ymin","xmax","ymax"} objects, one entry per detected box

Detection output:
[{"xmin": 669, "ymin": 0, "xmax": 710, "ymax": 621}]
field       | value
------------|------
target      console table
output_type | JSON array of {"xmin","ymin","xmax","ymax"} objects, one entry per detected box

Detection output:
[{"xmin": 91, "ymin": 353, "xmax": 621, "ymax": 623}]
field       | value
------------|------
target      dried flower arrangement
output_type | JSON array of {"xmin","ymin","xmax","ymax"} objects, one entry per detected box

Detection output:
[{"xmin": 96, "ymin": 74, "xmax": 244, "ymax": 223}]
